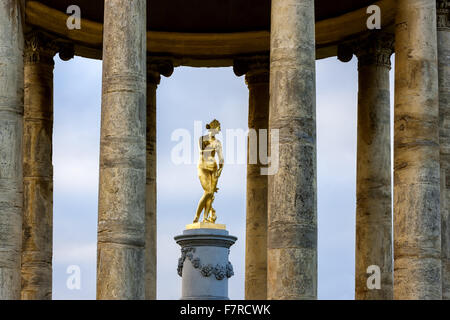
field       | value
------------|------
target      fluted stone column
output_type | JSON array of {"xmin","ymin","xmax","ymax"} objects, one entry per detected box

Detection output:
[
  {"xmin": 145, "ymin": 58, "xmax": 173, "ymax": 300},
  {"xmin": 234, "ymin": 55, "xmax": 269, "ymax": 300},
  {"xmin": 97, "ymin": 0, "xmax": 147, "ymax": 300},
  {"xmin": 0, "ymin": 0, "xmax": 24, "ymax": 300},
  {"xmin": 268, "ymin": 0, "xmax": 317, "ymax": 300},
  {"xmin": 394, "ymin": 0, "xmax": 442, "ymax": 299},
  {"xmin": 21, "ymin": 31, "xmax": 56, "ymax": 300},
  {"xmin": 351, "ymin": 33, "xmax": 394, "ymax": 300},
  {"xmin": 437, "ymin": 0, "xmax": 450, "ymax": 300}
]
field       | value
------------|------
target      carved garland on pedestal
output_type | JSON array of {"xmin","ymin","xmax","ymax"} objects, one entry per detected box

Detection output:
[{"xmin": 177, "ymin": 247, "xmax": 234, "ymax": 280}]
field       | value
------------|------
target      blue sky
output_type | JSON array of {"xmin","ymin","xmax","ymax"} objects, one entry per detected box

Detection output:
[{"xmin": 51, "ymin": 55, "xmax": 394, "ymax": 300}]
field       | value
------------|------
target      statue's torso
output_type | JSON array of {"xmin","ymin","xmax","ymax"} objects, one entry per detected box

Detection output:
[{"xmin": 198, "ymin": 136, "xmax": 220, "ymax": 171}]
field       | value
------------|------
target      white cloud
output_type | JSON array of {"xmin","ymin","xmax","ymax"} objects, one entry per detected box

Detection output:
[
  {"xmin": 53, "ymin": 154, "xmax": 99, "ymax": 194},
  {"xmin": 54, "ymin": 242, "xmax": 97, "ymax": 265}
]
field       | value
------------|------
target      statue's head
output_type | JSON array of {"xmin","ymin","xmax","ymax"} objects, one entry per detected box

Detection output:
[{"xmin": 206, "ymin": 119, "xmax": 221, "ymax": 135}]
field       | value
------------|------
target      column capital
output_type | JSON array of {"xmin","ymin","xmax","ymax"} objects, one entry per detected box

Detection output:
[
  {"xmin": 24, "ymin": 31, "xmax": 74, "ymax": 66},
  {"xmin": 437, "ymin": 0, "xmax": 449, "ymax": 30},
  {"xmin": 337, "ymin": 32, "xmax": 394, "ymax": 69},
  {"xmin": 147, "ymin": 56, "xmax": 174, "ymax": 85},
  {"xmin": 233, "ymin": 54, "xmax": 269, "ymax": 85}
]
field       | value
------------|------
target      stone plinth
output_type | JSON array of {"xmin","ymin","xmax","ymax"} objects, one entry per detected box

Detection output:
[
  {"xmin": 174, "ymin": 228, "xmax": 237, "ymax": 300},
  {"xmin": 186, "ymin": 222, "xmax": 226, "ymax": 230}
]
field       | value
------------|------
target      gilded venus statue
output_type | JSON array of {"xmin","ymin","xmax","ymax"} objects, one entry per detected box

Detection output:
[{"xmin": 194, "ymin": 119, "xmax": 224, "ymax": 223}]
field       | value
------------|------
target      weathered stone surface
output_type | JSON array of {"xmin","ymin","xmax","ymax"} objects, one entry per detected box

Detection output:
[
  {"xmin": 267, "ymin": 0, "xmax": 317, "ymax": 300},
  {"xmin": 0, "ymin": 0, "xmax": 24, "ymax": 300},
  {"xmin": 437, "ymin": 0, "xmax": 450, "ymax": 300},
  {"xmin": 234, "ymin": 55, "xmax": 269, "ymax": 300},
  {"xmin": 97, "ymin": 0, "xmax": 147, "ymax": 300},
  {"xmin": 144, "ymin": 58, "xmax": 172, "ymax": 300},
  {"xmin": 394, "ymin": 0, "xmax": 442, "ymax": 299},
  {"xmin": 21, "ymin": 31, "xmax": 56, "ymax": 300},
  {"xmin": 354, "ymin": 33, "xmax": 394, "ymax": 300},
  {"xmin": 145, "ymin": 70, "xmax": 158, "ymax": 301}
]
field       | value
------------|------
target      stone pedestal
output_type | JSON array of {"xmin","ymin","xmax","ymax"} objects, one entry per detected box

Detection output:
[{"xmin": 174, "ymin": 228, "xmax": 237, "ymax": 300}]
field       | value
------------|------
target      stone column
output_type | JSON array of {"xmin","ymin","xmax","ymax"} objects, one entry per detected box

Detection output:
[
  {"xmin": 97, "ymin": 0, "xmax": 147, "ymax": 300},
  {"xmin": 145, "ymin": 58, "xmax": 173, "ymax": 300},
  {"xmin": 341, "ymin": 33, "xmax": 394, "ymax": 300},
  {"xmin": 437, "ymin": 0, "xmax": 450, "ymax": 300},
  {"xmin": 21, "ymin": 31, "xmax": 56, "ymax": 300},
  {"xmin": 234, "ymin": 55, "xmax": 269, "ymax": 300},
  {"xmin": 268, "ymin": 0, "xmax": 317, "ymax": 300},
  {"xmin": 394, "ymin": 0, "xmax": 442, "ymax": 299},
  {"xmin": 0, "ymin": 0, "xmax": 24, "ymax": 300}
]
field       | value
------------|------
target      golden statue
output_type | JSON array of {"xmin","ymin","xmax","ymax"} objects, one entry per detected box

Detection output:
[{"xmin": 193, "ymin": 119, "xmax": 224, "ymax": 224}]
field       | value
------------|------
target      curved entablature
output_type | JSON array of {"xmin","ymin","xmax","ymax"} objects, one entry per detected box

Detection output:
[
  {"xmin": 34, "ymin": 0, "xmax": 382, "ymax": 32},
  {"xmin": 25, "ymin": 0, "xmax": 395, "ymax": 66}
]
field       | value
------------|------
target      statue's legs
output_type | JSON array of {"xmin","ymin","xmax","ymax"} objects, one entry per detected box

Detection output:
[
  {"xmin": 194, "ymin": 168, "xmax": 213, "ymax": 222},
  {"xmin": 204, "ymin": 172, "xmax": 220, "ymax": 221}
]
